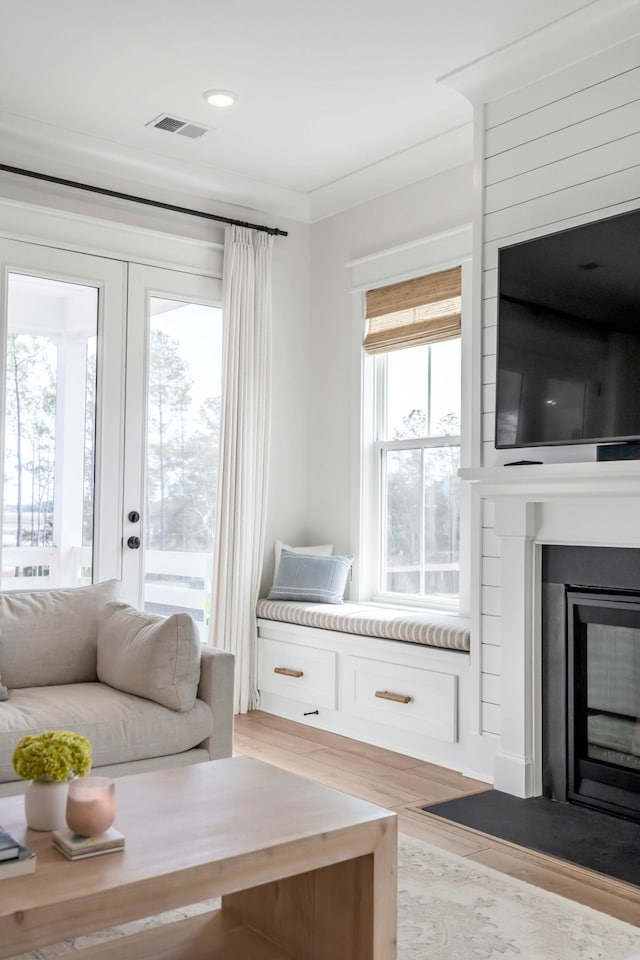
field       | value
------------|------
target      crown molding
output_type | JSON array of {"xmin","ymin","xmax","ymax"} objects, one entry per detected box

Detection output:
[
  {"xmin": 308, "ymin": 124, "xmax": 473, "ymax": 223},
  {"xmin": 438, "ymin": 0, "xmax": 640, "ymax": 105},
  {"xmin": 0, "ymin": 110, "xmax": 473, "ymax": 227}
]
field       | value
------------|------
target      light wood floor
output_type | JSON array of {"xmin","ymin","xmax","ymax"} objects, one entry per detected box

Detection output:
[{"xmin": 234, "ymin": 712, "xmax": 640, "ymax": 927}]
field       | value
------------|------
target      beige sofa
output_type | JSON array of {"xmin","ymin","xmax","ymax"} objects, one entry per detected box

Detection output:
[{"xmin": 0, "ymin": 580, "xmax": 234, "ymax": 797}]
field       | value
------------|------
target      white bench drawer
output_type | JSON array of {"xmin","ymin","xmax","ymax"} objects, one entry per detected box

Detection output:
[
  {"xmin": 258, "ymin": 637, "xmax": 337, "ymax": 709},
  {"xmin": 344, "ymin": 655, "xmax": 457, "ymax": 743}
]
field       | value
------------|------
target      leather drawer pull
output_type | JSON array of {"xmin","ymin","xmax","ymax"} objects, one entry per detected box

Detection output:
[
  {"xmin": 274, "ymin": 667, "xmax": 304, "ymax": 678},
  {"xmin": 375, "ymin": 690, "xmax": 412, "ymax": 704}
]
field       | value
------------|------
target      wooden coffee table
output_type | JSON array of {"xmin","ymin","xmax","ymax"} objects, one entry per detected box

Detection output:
[{"xmin": 0, "ymin": 757, "xmax": 397, "ymax": 959}]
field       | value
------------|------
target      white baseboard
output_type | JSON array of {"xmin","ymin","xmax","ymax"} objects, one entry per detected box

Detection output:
[
  {"xmin": 462, "ymin": 732, "xmax": 498, "ymax": 784},
  {"xmin": 493, "ymin": 750, "xmax": 537, "ymax": 798}
]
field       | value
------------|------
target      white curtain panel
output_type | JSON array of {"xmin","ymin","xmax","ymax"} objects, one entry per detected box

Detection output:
[{"xmin": 210, "ymin": 225, "xmax": 273, "ymax": 713}]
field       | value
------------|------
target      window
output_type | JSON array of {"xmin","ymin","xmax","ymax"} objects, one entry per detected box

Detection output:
[{"xmin": 365, "ymin": 267, "xmax": 462, "ymax": 609}]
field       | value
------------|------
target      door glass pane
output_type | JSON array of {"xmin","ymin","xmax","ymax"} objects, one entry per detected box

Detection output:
[
  {"xmin": 144, "ymin": 298, "xmax": 222, "ymax": 640},
  {"xmin": 2, "ymin": 274, "xmax": 98, "ymax": 589}
]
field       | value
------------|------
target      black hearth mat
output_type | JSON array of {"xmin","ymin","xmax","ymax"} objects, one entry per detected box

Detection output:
[{"xmin": 423, "ymin": 791, "xmax": 640, "ymax": 887}]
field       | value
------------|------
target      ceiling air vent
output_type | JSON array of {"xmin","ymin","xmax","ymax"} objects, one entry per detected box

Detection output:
[{"xmin": 146, "ymin": 114, "xmax": 209, "ymax": 139}]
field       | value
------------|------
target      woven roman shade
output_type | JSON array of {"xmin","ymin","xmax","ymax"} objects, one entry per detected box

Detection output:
[{"xmin": 364, "ymin": 266, "xmax": 461, "ymax": 354}]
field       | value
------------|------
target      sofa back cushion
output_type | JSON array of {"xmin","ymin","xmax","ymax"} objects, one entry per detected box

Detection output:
[
  {"xmin": 0, "ymin": 580, "xmax": 123, "ymax": 690},
  {"xmin": 96, "ymin": 602, "xmax": 201, "ymax": 712}
]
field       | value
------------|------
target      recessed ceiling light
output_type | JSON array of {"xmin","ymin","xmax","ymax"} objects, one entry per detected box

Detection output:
[{"xmin": 203, "ymin": 89, "xmax": 237, "ymax": 108}]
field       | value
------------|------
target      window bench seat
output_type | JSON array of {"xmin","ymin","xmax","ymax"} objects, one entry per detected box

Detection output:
[
  {"xmin": 256, "ymin": 600, "xmax": 474, "ymax": 772},
  {"xmin": 256, "ymin": 599, "xmax": 470, "ymax": 652}
]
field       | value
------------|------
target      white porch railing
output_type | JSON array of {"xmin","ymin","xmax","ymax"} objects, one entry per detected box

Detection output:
[
  {"xmin": 143, "ymin": 549, "xmax": 212, "ymax": 644},
  {"xmin": 1, "ymin": 546, "xmax": 212, "ymax": 642},
  {"xmin": 1, "ymin": 546, "xmax": 61, "ymax": 590}
]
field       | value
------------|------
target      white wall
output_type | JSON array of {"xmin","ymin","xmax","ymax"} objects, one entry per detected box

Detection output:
[
  {"xmin": 306, "ymin": 165, "xmax": 474, "ymax": 562},
  {"xmin": 477, "ymin": 35, "xmax": 640, "ymax": 738},
  {"xmin": 261, "ymin": 217, "xmax": 312, "ymax": 595}
]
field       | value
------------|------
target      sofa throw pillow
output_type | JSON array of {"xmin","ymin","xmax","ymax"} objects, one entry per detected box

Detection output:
[
  {"xmin": 96, "ymin": 602, "xmax": 201, "ymax": 712},
  {"xmin": 267, "ymin": 550, "xmax": 353, "ymax": 604},
  {"xmin": 0, "ymin": 579, "xmax": 123, "ymax": 690},
  {"xmin": 274, "ymin": 538, "xmax": 334, "ymax": 575}
]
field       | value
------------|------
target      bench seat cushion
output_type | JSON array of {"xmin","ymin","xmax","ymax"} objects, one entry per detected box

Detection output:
[
  {"xmin": 257, "ymin": 599, "xmax": 470, "ymax": 652},
  {"xmin": 0, "ymin": 682, "xmax": 213, "ymax": 784}
]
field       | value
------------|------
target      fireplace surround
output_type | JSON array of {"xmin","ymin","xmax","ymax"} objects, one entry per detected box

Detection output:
[{"xmin": 461, "ymin": 460, "xmax": 640, "ymax": 808}]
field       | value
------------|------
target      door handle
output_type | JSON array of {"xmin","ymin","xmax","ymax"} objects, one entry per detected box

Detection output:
[{"xmin": 127, "ymin": 536, "xmax": 141, "ymax": 549}]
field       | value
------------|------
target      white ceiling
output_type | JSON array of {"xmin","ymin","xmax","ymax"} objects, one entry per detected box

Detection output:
[{"xmin": 0, "ymin": 1, "xmax": 609, "ymax": 221}]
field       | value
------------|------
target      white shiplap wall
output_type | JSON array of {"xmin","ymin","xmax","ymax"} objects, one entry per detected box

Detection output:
[{"xmin": 478, "ymin": 36, "xmax": 640, "ymax": 735}]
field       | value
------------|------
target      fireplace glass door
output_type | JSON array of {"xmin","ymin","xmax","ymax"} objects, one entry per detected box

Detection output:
[{"xmin": 568, "ymin": 591, "xmax": 640, "ymax": 819}]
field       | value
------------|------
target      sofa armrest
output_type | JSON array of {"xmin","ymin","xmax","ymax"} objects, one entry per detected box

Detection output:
[{"xmin": 196, "ymin": 645, "xmax": 235, "ymax": 760}]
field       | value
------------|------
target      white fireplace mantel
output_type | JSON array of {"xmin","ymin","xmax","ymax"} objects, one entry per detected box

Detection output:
[
  {"xmin": 460, "ymin": 459, "xmax": 640, "ymax": 498},
  {"xmin": 460, "ymin": 460, "xmax": 640, "ymax": 798}
]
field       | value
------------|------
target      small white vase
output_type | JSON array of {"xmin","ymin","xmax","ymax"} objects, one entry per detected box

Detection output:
[{"xmin": 24, "ymin": 779, "xmax": 69, "ymax": 831}]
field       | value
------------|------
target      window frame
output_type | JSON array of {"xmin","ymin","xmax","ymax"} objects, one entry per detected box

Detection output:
[
  {"xmin": 348, "ymin": 226, "xmax": 474, "ymax": 616},
  {"xmin": 373, "ymin": 346, "xmax": 461, "ymax": 610}
]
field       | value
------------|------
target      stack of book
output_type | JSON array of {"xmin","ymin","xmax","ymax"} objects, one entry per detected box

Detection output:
[
  {"xmin": 0, "ymin": 825, "xmax": 36, "ymax": 879},
  {"xmin": 51, "ymin": 826, "xmax": 125, "ymax": 860}
]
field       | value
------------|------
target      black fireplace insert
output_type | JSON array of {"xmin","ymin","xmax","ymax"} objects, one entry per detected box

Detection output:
[
  {"xmin": 542, "ymin": 546, "xmax": 640, "ymax": 822},
  {"xmin": 567, "ymin": 589, "xmax": 640, "ymax": 819}
]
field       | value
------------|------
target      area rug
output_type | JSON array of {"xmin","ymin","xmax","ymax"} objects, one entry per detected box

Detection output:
[{"xmin": 13, "ymin": 834, "xmax": 640, "ymax": 960}]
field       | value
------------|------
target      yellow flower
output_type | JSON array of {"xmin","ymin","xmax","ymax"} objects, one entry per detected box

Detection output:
[{"xmin": 12, "ymin": 731, "xmax": 92, "ymax": 782}]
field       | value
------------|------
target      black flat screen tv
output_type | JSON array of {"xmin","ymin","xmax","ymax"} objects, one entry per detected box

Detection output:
[{"xmin": 495, "ymin": 207, "xmax": 640, "ymax": 449}]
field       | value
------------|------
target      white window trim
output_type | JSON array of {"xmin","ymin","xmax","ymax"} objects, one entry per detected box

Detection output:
[{"xmin": 348, "ymin": 224, "xmax": 475, "ymax": 616}]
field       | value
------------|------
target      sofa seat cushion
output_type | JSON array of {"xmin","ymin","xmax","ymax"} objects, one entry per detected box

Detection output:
[
  {"xmin": 0, "ymin": 580, "xmax": 123, "ymax": 689},
  {"xmin": 256, "ymin": 599, "xmax": 471, "ymax": 652},
  {"xmin": 0, "ymin": 683, "xmax": 213, "ymax": 784}
]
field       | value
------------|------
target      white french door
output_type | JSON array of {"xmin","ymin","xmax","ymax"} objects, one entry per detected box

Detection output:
[
  {"xmin": 0, "ymin": 241, "xmax": 222, "ymax": 629},
  {"xmin": 123, "ymin": 265, "xmax": 222, "ymax": 639},
  {"xmin": 0, "ymin": 239, "xmax": 126, "ymax": 588}
]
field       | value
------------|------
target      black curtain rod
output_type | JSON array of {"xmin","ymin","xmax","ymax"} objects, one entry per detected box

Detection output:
[{"xmin": 0, "ymin": 163, "xmax": 288, "ymax": 237}]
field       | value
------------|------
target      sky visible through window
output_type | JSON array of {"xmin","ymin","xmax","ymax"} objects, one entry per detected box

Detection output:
[
  {"xmin": 385, "ymin": 338, "xmax": 461, "ymax": 439},
  {"xmin": 149, "ymin": 299, "xmax": 223, "ymax": 415}
]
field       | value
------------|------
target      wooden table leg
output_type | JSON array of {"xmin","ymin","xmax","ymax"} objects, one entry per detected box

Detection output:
[{"xmin": 222, "ymin": 820, "xmax": 397, "ymax": 960}]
